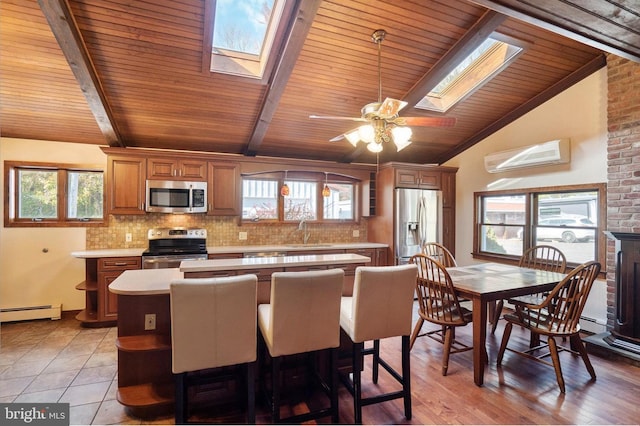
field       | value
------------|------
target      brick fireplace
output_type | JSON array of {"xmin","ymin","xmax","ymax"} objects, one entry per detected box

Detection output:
[{"xmin": 602, "ymin": 54, "xmax": 640, "ymax": 356}]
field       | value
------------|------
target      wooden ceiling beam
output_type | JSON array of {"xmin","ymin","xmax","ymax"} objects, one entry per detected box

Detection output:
[
  {"xmin": 37, "ymin": 0, "xmax": 123, "ymax": 147},
  {"xmin": 244, "ymin": 0, "xmax": 323, "ymax": 157},
  {"xmin": 469, "ymin": 0, "xmax": 640, "ymax": 63},
  {"xmin": 436, "ymin": 53, "xmax": 607, "ymax": 163}
]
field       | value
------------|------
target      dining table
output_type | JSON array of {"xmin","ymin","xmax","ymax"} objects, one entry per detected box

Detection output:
[{"xmin": 446, "ymin": 262, "xmax": 566, "ymax": 386}]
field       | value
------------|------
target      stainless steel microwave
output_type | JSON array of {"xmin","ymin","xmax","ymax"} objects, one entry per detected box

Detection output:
[{"xmin": 145, "ymin": 180, "xmax": 207, "ymax": 213}]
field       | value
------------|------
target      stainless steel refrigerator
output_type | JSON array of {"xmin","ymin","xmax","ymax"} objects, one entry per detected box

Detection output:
[{"xmin": 395, "ymin": 188, "xmax": 442, "ymax": 264}]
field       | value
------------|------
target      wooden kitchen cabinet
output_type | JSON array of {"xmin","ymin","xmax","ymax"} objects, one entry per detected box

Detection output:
[
  {"xmin": 76, "ymin": 256, "xmax": 141, "ymax": 327},
  {"xmin": 115, "ymin": 294, "xmax": 173, "ymax": 416},
  {"xmin": 106, "ymin": 156, "xmax": 146, "ymax": 215},
  {"xmin": 395, "ymin": 168, "xmax": 441, "ymax": 189},
  {"xmin": 208, "ymin": 162, "xmax": 241, "ymax": 215},
  {"xmin": 147, "ymin": 157, "xmax": 207, "ymax": 180}
]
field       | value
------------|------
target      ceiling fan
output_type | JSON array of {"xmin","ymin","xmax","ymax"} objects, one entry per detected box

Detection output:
[{"xmin": 309, "ymin": 29, "xmax": 456, "ymax": 153}]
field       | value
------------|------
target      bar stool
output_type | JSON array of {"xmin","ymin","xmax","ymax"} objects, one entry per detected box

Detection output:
[
  {"xmin": 339, "ymin": 264, "xmax": 418, "ymax": 424},
  {"xmin": 257, "ymin": 268, "xmax": 344, "ymax": 423},
  {"xmin": 170, "ymin": 274, "xmax": 258, "ymax": 424}
]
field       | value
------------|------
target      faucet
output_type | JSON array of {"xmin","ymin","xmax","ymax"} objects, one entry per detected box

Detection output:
[{"xmin": 298, "ymin": 219, "xmax": 310, "ymax": 244}]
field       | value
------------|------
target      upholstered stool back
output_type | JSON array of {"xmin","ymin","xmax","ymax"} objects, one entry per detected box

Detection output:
[{"xmin": 171, "ymin": 274, "xmax": 258, "ymax": 373}]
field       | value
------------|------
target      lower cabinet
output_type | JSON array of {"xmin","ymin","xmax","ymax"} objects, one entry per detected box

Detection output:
[
  {"xmin": 76, "ymin": 257, "xmax": 141, "ymax": 327},
  {"xmin": 115, "ymin": 294, "xmax": 173, "ymax": 417}
]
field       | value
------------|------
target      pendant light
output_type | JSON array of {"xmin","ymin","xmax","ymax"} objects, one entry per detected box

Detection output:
[
  {"xmin": 280, "ymin": 170, "xmax": 290, "ymax": 197},
  {"xmin": 322, "ymin": 172, "xmax": 331, "ymax": 197}
]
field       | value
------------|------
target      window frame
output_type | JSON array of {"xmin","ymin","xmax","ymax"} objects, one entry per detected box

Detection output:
[
  {"xmin": 241, "ymin": 171, "xmax": 360, "ymax": 223},
  {"xmin": 4, "ymin": 161, "xmax": 106, "ymax": 227},
  {"xmin": 473, "ymin": 183, "xmax": 606, "ymax": 270}
]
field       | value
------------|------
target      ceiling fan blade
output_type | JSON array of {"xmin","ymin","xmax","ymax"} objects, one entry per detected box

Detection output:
[
  {"xmin": 309, "ymin": 115, "xmax": 367, "ymax": 122},
  {"xmin": 377, "ymin": 98, "xmax": 408, "ymax": 118},
  {"xmin": 395, "ymin": 116, "xmax": 457, "ymax": 127},
  {"xmin": 329, "ymin": 134, "xmax": 345, "ymax": 142}
]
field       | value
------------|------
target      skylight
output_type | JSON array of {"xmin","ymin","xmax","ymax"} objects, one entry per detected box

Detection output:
[
  {"xmin": 209, "ymin": 0, "xmax": 286, "ymax": 79},
  {"xmin": 416, "ymin": 35, "xmax": 524, "ymax": 113}
]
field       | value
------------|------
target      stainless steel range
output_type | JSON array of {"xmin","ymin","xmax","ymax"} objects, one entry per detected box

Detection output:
[{"xmin": 142, "ymin": 227, "xmax": 208, "ymax": 269}]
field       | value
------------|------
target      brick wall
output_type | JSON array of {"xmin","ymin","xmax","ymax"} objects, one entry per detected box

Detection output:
[{"xmin": 606, "ymin": 54, "xmax": 640, "ymax": 328}]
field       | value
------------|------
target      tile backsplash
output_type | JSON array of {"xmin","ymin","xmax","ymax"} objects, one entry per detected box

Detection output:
[{"xmin": 86, "ymin": 214, "xmax": 368, "ymax": 249}]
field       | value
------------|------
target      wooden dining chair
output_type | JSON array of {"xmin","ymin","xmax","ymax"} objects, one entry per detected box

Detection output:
[
  {"xmin": 422, "ymin": 242, "xmax": 457, "ymax": 267},
  {"xmin": 409, "ymin": 253, "xmax": 473, "ymax": 375},
  {"xmin": 496, "ymin": 261, "xmax": 601, "ymax": 393},
  {"xmin": 491, "ymin": 245, "xmax": 566, "ymax": 335}
]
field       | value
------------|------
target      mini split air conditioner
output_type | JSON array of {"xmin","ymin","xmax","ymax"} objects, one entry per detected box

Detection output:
[{"xmin": 484, "ymin": 138, "xmax": 570, "ymax": 173}]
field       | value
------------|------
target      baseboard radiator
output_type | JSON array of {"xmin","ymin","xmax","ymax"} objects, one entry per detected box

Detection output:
[{"xmin": 0, "ymin": 304, "xmax": 62, "ymax": 322}]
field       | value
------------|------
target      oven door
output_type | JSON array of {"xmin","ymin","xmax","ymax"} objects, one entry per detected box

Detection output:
[{"xmin": 142, "ymin": 253, "xmax": 208, "ymax": 269}]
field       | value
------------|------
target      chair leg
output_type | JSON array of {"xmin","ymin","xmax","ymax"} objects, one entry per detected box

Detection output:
[
  {"xmin": 372, "ymin": 339, "xmax": 380, "ymax": 384},
  {"xmin": 442, "ymin": 326, "xmax": 453, "ymax": 376},
  {"xmin": 497, "ymin": 322, "xmax": 513, "ymax": 365},
  {"xmin": 246, "ymin": 361, "xmax": 256, "ymax": 424},
  {"xmin": 491, "ymin": 300, "xmax": 504, "ymax": 334},
  {"xmin": 271, "ymin": 355, "xmax": 281, "ymax": 422},
  {"xmin": 570, "ymin": 334, "xmax": 596, "ymax": 380},
  {"xmin": 352, "ymin": 341, "xmax": 364, "ymax": 424},
  {"xmin": 401, "ymin": 335, "xmax": 412, "ymax": 420},
  {"xmin": 547, "ymin": 337, "xmax": 566, "ymax": 393},
  {"xmin": 409, "ymin": 317, "xmax": 424, "ymax": 350},
  {"xmin": 174, "ymin": 372, "xmax": 187, "ymax": 425}
]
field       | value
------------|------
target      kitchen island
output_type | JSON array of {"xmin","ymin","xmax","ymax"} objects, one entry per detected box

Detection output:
[{"xmin": 109, "ymin": 253, "xmax": 370, "ymax": 417}]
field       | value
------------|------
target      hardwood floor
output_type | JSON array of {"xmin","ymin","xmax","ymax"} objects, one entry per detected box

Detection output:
[{"xmin": 0, "ymin": 306, "xmax": 638, "ymax": 424}]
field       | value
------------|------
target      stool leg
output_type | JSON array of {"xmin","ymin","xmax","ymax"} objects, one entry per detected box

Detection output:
[
  {"xmin": 272, "ymin": 355, "xmax": 281, "ymax": 422},
  {"xmin": 352, "ymin": 341, "xmax": 364, "ymax": 424},
  {"xmin": 246, "ymin": 361, "xmax": 256, "ymax": 424},
  {"xmin": 402, "ymin": 335, "xmax": 412, "ymax": 420},
  {"xmin": 329, "ymin": 347, "xmax": 339, "ymax": 423},
  {"xmin": 174, "ymin": 372, "xmax": 187, "ymax": 425},
  {"xmin": 372, "ymin": 339, "xmax": 380, "ymax": 384}
]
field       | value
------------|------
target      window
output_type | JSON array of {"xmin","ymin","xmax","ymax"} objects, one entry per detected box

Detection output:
[
  {"xmin": 5, "ymin": 162, "xmax": 105, "ymax": 227},
  {"xmin": 474, "ymin": 184, "xmax": 606, "ymax": 268},
  {"xmin": 206, "ymin": 0, "xmax": 290, "ymax": 80},
  {"xmin": 416, "ymin": 34, "xmax": 525, "ymax": 113},
  {"xmin": 241, "ymin": 172, "xmax": 357, "ymax": 222}
]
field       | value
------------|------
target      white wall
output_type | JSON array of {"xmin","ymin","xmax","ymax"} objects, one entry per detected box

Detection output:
[
  {"xmin": 444, "ymin": 68, "xmax": 608, "ymax": 266},
  {"xmin": 0, "ymin": 139, "xmax": 107, "ymax": 311}
]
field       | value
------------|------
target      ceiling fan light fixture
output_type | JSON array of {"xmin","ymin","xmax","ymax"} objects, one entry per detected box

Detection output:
[
  {"xmin": 367, "ymin": 141, "xmax": 383, "ymax": 153},
  {"xmin": 345, "ymin": 129, "xmax": 360, "ymax": 146},
  {"xmin": 358, "ymin": 124, "xmax": 375, "ymax": 143},
  {"xmin": 392, "ymin": 126, "xmax": 412, "ymax": 151}
]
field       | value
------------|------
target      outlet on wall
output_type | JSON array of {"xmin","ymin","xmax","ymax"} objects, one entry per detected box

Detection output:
[
  {"xmin": 352, "ymin": 230, "xmax": 360, "ymax": 237},
  {"xmin": 239, "ymin": 231, "xmax": 248, "ymax": 240},
  {"xmin": 144, "ymin": 313, "xmax": 156, "ymax": 330},
  {"xmin": 125, "ymin": 233, "xmax": 132, "ymax": 242}
]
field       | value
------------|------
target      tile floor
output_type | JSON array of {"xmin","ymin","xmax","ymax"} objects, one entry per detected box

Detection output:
[{"xmin": 0, "ymin": 313, "xmax": 173, "ymax": 425}]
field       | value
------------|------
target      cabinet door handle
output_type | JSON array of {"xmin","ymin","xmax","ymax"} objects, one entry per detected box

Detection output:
[{"xmin": 114, "ymin": 262, "xmax": 127, "ymax": 266}]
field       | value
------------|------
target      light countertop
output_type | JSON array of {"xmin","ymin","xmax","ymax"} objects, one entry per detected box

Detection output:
[
  {"xmin": 180, "ymin": 253, "xmax": 371, "ymax": 273},
  {"xmin": 72, "ymin": 242, "xmax": 387, "ymax": 258},
  {"xmin": 109, "ymin": 253, "xmax": 371, "ymax": 295}
]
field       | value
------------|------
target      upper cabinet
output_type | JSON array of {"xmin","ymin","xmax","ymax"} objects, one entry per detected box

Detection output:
[
  {"xmin": 395, "ymin": 168, "xmax": 441, "ymax": 189},
  {"xmin": 106, "ymin": 155, "xmax": 146, "ymax": 215},
  {"xmin": 147, "ymin": 157, "xmax": 207, "ymax": 181},
  {"xmin": 207, "ymin": 162, "xmax": 240, "ymax": 216}
]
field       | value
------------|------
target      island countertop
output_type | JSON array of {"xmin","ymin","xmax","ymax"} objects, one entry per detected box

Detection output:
[
  {"xmin": 180, "ymin": 253, "xmax": 371, "ymax": 273},
  {"xmin": 109, "ymin": 253, "xmax": 371, "ymax": 296}
]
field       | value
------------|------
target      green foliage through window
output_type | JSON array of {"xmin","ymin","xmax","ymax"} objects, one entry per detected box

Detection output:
[{"xmin": 5, "ymin": 162, "xmax": 105, "ymax": 227}]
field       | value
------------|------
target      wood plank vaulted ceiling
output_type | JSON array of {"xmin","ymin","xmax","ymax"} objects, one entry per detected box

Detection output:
[{"xmin": 1, "ymin": 0, "xmax": 639, "ymax": 166}]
